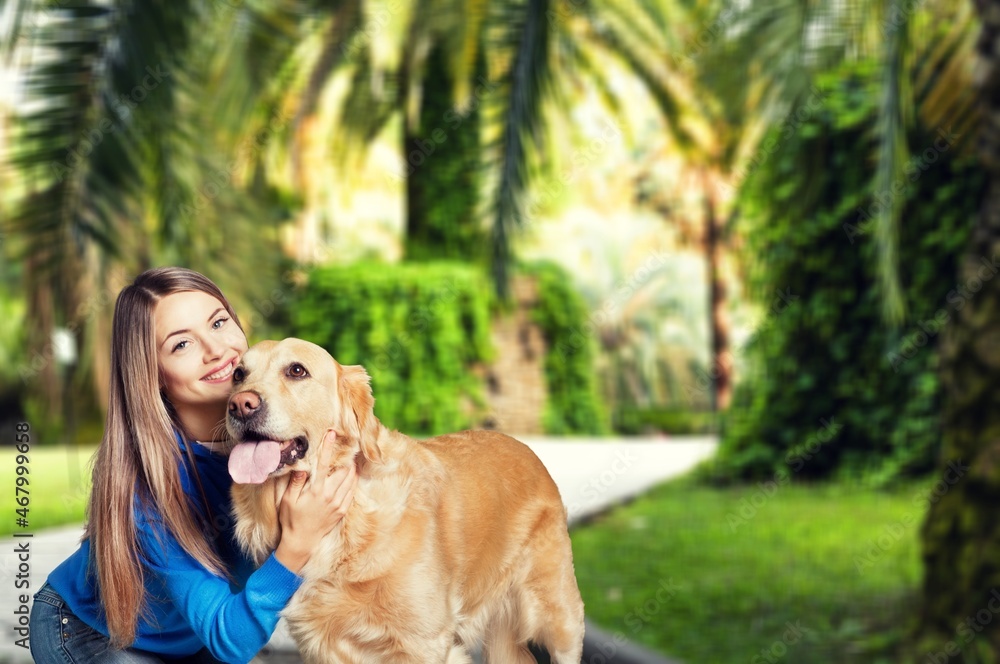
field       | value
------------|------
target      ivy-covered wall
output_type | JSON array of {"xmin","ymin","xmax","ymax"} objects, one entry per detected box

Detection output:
[{"xmin": 710, "ymin": 61, "xmax": 984, "ymax": 484}]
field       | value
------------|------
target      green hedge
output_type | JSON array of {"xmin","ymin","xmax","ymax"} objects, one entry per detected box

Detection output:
[
  {"xmin": 709, "ymin": 60, "xmax": 983, "ymax": 484},
  {"xmin": 290, "ymin": 260, "xmax": 607, "ymax": 436},
  {"xmin": 525, "ymin": 261, "xmax": 609, "ymax": 435},
  {"xmin": 292, "ymin": 262, "xmax": 494, "ymax": 436}
]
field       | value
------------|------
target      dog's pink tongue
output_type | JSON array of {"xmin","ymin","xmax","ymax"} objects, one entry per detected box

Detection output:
[{"xmin": 228, "ymin": 440, "xmax": 282, "ymax": 484}]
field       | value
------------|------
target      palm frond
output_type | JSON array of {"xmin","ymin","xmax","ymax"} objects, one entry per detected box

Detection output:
[
  {"xmin": 551, "ymin": 29, "xmax": 631, "ymax": 144},
  {"xmin": 6, "ymin": 0, "xmax": 202, "ymax": 420},
  {"xmin": 913, "ymin": 0, "xmax": 977, "ymax": 139},
  {"xmin": 874, "ymin": 0, "xmax": 909, "ymax": 326},
  {"xmin": 583, "ymin": 3, "xmax": 700, "ymax": 152},
  {"xmin": 488, "ymin": 0, "xmax": 552, "ymax": 299},
  {"xmin": 448, "ymin": 0, "xmax": 487, "ymax": 104},
  {"xmin": 290, "ymin": 2, "xmax": 362, "ymax": 180},
  {"xmin": 335, "ymin": 54, "xmax": 400, "ymax": 167},
  {"xmin": 703, "ymin": 0, "xmax": 884, "ymax": 159},
  {"xmin": 0, "ymin": 0, "xmax": 30, "ymax": 63}
]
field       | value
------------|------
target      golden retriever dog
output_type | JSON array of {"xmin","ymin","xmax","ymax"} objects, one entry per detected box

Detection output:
[{"xmin": 224, "ymin": 338, "xmax": 585, "ymax": 663}]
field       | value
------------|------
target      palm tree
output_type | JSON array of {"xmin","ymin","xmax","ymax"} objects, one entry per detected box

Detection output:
[
  {"xmin": 3, "ymin": 0, "xmax": 199, "ymax": 430},
  {"xmin": 1, "ymin": 0, "xmax": 298, "ymax": 433},
  {"xmin": 700, "ymin": 0, "xmax": 988, "ymax": 654},
  {"xmin": 578, "ymin": 0, "xmax": 738, "ymax": 410},
  {"xmin": 266, "ymin": 0, "xmax": 717, "ymax": 301},
  {"xmin": 915, "ymin": 0, "xmax": 1000, "ymax": 655}
]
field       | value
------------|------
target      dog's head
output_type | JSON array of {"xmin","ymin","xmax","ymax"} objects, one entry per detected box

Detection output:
[{"xmin": 225, "ymin": 338, "xmax": 381, "ymax": 484}]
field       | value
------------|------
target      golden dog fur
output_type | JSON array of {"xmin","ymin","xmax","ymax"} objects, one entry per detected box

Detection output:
[{"xmin": 226, "ymin": 338, "xmax": 585, "ymax": 663}]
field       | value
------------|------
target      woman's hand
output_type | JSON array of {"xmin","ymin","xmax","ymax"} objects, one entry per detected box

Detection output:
[{"xmin": 274, "ymin": 429, "xmax": 358, "ymax": 574}]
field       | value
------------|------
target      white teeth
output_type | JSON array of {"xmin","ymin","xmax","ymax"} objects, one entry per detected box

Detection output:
[{"xmin": 204, "ymin": 361, "xmax": 233, "ymax": 381}]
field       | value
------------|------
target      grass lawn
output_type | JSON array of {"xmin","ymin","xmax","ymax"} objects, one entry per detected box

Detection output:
[
  {"xmin": 570, "ymin": 476, "xmax": 934, "ymax": 663},
  {"xmin": 2, "ymin": 444, "xmax": 97, "ymax": 537}
]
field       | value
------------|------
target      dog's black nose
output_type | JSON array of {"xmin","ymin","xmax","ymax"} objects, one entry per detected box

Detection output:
[{"xmin": 229, "ymin": 391, "xmax": 262, "ymax": 420}]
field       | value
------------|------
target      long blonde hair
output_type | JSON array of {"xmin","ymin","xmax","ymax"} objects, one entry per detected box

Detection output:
[{"xmin": 84, "ymin": 267, "xmax": 244, "ymax": 648}]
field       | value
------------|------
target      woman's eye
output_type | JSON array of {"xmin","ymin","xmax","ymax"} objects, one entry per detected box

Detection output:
[
  {"xmin": 172, "ymin": 340, "xmax": 189, "ymax": 352},
  {"xmin": 233, "ymin": 367, "xmax": 245, "ymax": 383},
  {"xmin": 213, "ymin": 316, "xmax": 229, "ymax": 329}
]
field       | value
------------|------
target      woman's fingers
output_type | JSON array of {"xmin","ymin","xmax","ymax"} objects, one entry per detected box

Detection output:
[
  {"xmin": 282, "ymin": 471, "xmax": 308, "ymax": 506},
  {"xmin": 335, "ymin": 478, "xmax": 358, "ymax": 519},
  {"xmin": 328, "ymin": 462, "xmax": 358, "ymax": 506},
  {"xmin": 319, "ymin": 429, "xmax": 337, "ymax": 473}
]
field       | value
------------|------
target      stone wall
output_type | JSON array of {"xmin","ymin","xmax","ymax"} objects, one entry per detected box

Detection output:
[{"xmin": 480, "ymin": 276, "xmax": 548, "ymax": 435}]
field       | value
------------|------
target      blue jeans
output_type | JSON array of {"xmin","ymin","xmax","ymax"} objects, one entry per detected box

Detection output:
[{"xmin": 30, "ymin": 582, "xmax": 223, "ymax": 664}]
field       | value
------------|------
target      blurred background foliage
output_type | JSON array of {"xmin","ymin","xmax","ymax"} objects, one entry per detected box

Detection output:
[
  {"xmin": 0, "ymin": 0, "xmax": 730, "ymax": 443},
  {"xmin": 710, "ymin": 59, "xmax": 983, "ymax": 485},
  {"xmin": 0, "ymin": 0, "xmax": 977, "ymax": 453},
  {"xmin": 2, "ymin": 0, "xmax": 999, "ymax": 659}
]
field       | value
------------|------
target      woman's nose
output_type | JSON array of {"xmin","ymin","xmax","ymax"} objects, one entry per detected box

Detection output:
[{"xmin": 203, "ymin": 337, "xmax": 224, "ymax": 361}]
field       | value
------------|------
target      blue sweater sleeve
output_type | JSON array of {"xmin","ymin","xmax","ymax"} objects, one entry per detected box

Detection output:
[{"xmin": 137, "ymin": 512, "xmax": 302, "ymax": 664}]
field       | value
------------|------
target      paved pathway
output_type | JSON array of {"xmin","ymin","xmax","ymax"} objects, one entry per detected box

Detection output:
[{"xmin": 0, "ymin": 436, "xmax": 715, "ymax": 664}]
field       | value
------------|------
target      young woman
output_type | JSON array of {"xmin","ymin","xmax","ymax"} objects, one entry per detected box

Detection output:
[{"xmin": 29, "ymin": 266, "xmax": 358, "ymax": 664}]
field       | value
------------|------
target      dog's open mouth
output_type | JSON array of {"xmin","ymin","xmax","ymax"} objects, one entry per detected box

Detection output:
[{"xmin": 228, "ymin": 435, "xmax": 309, "ymax": 485}]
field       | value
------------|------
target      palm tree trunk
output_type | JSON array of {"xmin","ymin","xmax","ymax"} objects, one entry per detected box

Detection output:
[
  {"xmin": 917, "ymin": 0, "xmax": 1000, "ymax": 654},
  {"xmin": 23, "ymin": 254, "xmax": 60, "ymax": 426},
  {"xmin": 704, "ymin": 173, "xmax": 731, "ymax": 410}
]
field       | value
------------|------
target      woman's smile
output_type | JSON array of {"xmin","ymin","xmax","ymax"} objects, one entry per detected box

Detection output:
[{"xmin": 202, "ymin": 357, "xmax": 238, "ymax": 383}]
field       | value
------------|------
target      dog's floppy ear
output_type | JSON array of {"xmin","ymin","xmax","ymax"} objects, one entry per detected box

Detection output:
[{"xmin": 337, "ymin": 364, "xmax": 382, "ymax": 463}]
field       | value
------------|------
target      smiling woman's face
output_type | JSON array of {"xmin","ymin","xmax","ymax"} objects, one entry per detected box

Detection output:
[{"xmin": 154, "ymin": 290, "xmax": 248, "ymax": 415}]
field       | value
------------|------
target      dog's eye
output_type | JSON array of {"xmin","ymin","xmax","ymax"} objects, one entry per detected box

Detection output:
[
  {"xmin": 287, "ymin": 363, "xmax": 309, "ymax": 378},
  {"xmin": 233, "ymin": 367, "xmax": 245, "ymax": 383}
]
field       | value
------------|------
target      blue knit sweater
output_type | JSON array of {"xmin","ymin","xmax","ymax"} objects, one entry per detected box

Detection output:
[{"xmin": 46, "ymin": 431, "xmax": 302, "ymax": 663}]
